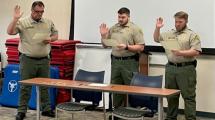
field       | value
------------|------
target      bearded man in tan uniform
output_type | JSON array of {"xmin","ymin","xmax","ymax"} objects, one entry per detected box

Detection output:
[
  {"xmin": 153, "ymin": 11, "xmax": 201, "ymax": 120},
  {"xmin": 99, "ymin": 8, "xmax": 145, "ymax": 117}
]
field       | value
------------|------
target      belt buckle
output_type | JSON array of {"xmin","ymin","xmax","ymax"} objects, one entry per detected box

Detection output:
[
  {"xmin": 172, "ymin": 62, "xmax": 179, "ymax": 67},
  {"xmin": 181, "ymin": 63, "xmax": 186, "ymax": 67}
]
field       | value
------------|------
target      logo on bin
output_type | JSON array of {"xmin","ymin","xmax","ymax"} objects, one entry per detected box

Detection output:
[{"xmin": 8, "ymin": 80, "xmax": 18, "ymax": 92}]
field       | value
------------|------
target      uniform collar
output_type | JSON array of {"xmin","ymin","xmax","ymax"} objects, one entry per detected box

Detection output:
[
  {"xmin": 116, "ymin": 21, "xmax": 131, "ymax": 27},
  {"xmin": 29, "ymin": 16, "xmax": 45, "ymax": 23}
]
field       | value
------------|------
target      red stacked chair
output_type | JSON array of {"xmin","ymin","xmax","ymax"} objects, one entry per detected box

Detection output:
[
  {"xmin": 5, "ymin": 38, "xmax": 81, "ymax": 104},
  {"xmin": 50, "ymin": 40, "xmax": 81, "ymax": 103},
  {"xmin": 51, "ymin": 40, "xmax": 80, "ymax": 79},
  {"xmin": 5, "ymin": 38, "xmax": 20, "ymax": 64}
]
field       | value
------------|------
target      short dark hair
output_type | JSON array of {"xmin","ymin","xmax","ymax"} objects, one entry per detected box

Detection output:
[
  {"xmin": 118, "ymin": 7, "xmax": 130, "ymax": 16},
  {"xmin": 174, "ymin": 11, "xmax": 188, "ymax": 21},
  {"xmin": 31, "ymin": 1, "xmax": 44, "ymax": 9}
]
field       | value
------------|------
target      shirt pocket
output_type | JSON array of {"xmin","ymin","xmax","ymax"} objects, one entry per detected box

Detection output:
[{"xmin": 177, "ymin": 34, "xmax": 191, "ymax": 50}]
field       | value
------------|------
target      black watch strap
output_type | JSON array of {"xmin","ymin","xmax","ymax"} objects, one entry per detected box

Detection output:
[{"xmin": 125, "ymin": 45, "xmax": 128, "ymax": 50}]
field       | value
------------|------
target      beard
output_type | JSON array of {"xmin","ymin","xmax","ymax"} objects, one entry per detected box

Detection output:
[
  {"xmin": 34, "ymin": 18, "xmax": 41, "ymax": 22},
  {"xmin": 31, "ymin": 15, "xmax": 42, "ymax": 22},
  {"xmin": 119, "ymin": 20, "xmax": 128, "ymax": 26},
  {"xmin": 176, "ymin": 25, "xmax": 187, "ymax": 32}
]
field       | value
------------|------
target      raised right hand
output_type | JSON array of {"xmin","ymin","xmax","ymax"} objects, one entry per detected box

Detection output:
[
  {"xmin": 13, "ymin": 5, "xmax": 23, "ymax": 21},
  {"xmin": 99, "ymin": 23, "xmax": 109, "ymax": 39},
  {"xmin": 156, "ymin": 17, "xmax": 164, "ymax": 29}
]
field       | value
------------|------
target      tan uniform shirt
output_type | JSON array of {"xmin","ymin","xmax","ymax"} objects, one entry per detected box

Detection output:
[
  {"xmin": 15, "ymin": 17, "xmax": 58, "ymax": 57},
  {"xmin": 159, "ymin": 27, "xmax": 201, "ymax": 63},
  {"xmin": 102, "ymin": 22, "xmax": 144, "ymax": 57}
]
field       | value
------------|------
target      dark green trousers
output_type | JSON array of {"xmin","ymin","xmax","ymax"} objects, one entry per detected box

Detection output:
[
  {"xmin": 18, "ymin": 54, "xmax": 51, "ymax": 113},
  {"xmin": 111, "ymin": 59, "xmax": 139, "ymax": 108},
  {"xmin": 165, "ymin": 64, "xmax": 196, "ymax": 120}
]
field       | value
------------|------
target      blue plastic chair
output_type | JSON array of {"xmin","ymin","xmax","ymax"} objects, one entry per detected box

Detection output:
[
  {"xmin": 112, "ymin": 73, "xmax": 163, "ymax": 120},
  {"xmin": 56, "ymin": 69, "xmax": 105, "ymax": 120}
]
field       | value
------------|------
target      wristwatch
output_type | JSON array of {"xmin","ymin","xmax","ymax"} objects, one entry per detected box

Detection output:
[{"xmin": 125, "ymin": 45, "xmax": 128, "ymax": 50}]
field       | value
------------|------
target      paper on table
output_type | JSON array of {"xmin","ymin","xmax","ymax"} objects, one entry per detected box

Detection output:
[
  {"xmin": 103, "ymin": 39, "xmax": 119, "ymax": 47},
  {"xmin": 88, "ymin": 83, "xmax": 108, "ymax": 87},
  {"xmin": 160, "ymin": 40, "xmax": 181, "ymax": 50}
]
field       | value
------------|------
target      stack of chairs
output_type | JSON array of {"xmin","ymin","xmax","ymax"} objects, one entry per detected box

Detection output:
[
  {"xmin": 50, "ymin": 40, "xmax": 81, "ymax": 104},
  {"xmin": 4, "ymin": 38, "xmax": 81, "ymax": 104},
  {"xmin": 5, "ymin": 38, "xmax": 19, "ymax": 64},
  {"xmin": 50, "ymin": 40, "xmax": 80, "ymax": 80}
]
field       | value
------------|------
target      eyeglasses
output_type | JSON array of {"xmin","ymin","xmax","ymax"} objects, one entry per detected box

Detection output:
[{"xmin": 33, "ymin": 9, "xmax": 44, "ymax": 14}]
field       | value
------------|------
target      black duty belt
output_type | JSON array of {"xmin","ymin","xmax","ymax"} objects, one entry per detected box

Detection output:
[
  {"xmin": 22, "ymin": 54, "xmax": 48, "ymax": 60},
  {"xmin": 168, "ymin": 60, "xmax": 196, "ymax": 67},
  {"xmin": 111, "ymin": 55, "xmax": 136, "ymax": 60}
]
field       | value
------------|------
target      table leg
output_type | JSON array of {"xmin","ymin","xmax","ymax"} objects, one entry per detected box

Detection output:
[
  {"xmin": 102, "ymin": 92, "xmax": 106, "ymax": 120},
  {"xmin": 111, "ymin": 93, "xmax": 114, "ymax": 119},
  {"xmin": 111, "ymin": 93, "xmax": 113, "ymax": 110},
  {"xmin": 36, "ymin": 86, "xmax": 40, "ymax": 120},
  {"xmin": 158, "ymin": 97, "xmax": 164, "ymax": 120}
]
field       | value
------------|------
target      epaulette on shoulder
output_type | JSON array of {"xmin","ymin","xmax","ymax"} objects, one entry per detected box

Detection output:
[{"xmin": 187, "ymin": 28, "xmax": 193, "ymax": 31}]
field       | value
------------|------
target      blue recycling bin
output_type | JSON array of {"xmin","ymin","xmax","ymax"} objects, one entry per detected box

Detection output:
[
  {"xmin": 0, "ymin": 64, "xmax": 20, "ymax": 107},
  {"xmin": 0, "ymin": 64, "xmax": 59, "ymax": 110}
]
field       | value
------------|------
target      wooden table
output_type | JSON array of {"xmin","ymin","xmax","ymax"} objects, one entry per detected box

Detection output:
[{"xmin": 19, "ymin": 78, "xmax": 180, "ymax": 120}]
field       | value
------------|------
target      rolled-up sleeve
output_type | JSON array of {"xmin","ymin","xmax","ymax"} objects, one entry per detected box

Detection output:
[
  {"xmin": 190, "ymin": 33, "xmax": 202, "ymax": 52},
  {"xmin": 133, "ymin": 27, "xmax": 145, "ymax": 45}
]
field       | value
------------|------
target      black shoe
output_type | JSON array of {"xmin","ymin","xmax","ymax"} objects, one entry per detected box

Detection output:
[
  {"xmin": 16, "ymin": 112, "xmax": 26, "ymax": 120},
  {"xmin": 41, "ymin": 110, "xmax": 55, "ymax": 117}
]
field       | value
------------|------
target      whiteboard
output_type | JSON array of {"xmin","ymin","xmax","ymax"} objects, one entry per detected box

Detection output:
[{"xmin": 74, "ymin": 0, "xmax": 215, "ymax": 48}]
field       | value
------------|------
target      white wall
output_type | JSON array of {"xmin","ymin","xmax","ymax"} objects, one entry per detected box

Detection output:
[
  {"xmin": 149, "ymin": 53, "xmax": 215, "ymax": 113},
  {"xmin": 0, "ymin": 0, "xmax": 71, "ymax": 67}
]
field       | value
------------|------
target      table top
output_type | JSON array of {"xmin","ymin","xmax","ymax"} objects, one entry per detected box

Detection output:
[{"xmin": 19, "ymin": 78, "xmax": 180, "ymax": 97}]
